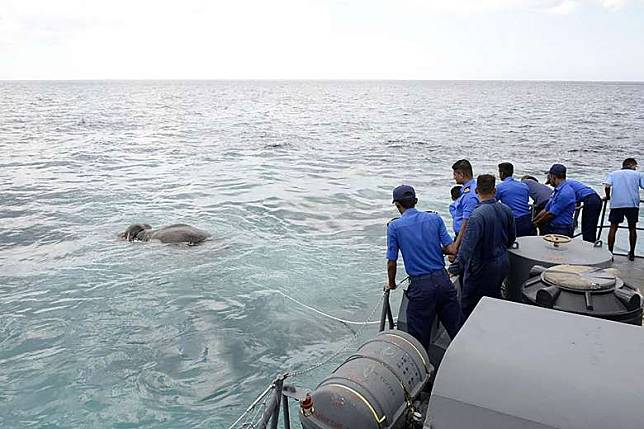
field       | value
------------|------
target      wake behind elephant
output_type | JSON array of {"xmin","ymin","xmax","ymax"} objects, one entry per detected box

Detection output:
[{"xmin": 120, "ymin": 223, "xmax": 210, "ymax": 245}]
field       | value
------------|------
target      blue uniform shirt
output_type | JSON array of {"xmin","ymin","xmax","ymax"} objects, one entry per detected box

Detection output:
[
  {"xmin": 496, "ymin": 177, "xmax": 530, "ymax": 218},
  {"xmin": 566, "ymin": 180, "xmax": 597, "ymax": 201},
  {"xmin": 449, "ymin": 201, "xmax": 459, "ymax": 234},
  {"xmin": 545, "ymin": 180, "xmax": 576, "ymax": 227},
  {"xmin": 452, "ymin": 179, "xmax": 480, "ymax": 234},
  {"xmin": 603, "ymin": 169, "xmax": 644, "ymax": 209},
  {"xmin": 386, "ymin": 208, "xmax": 453, "ymax": 276}
]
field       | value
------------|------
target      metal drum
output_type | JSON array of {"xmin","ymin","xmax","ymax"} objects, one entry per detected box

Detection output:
[
  {"xmin": 299, "ymin": 330, "xmax": 432, "ymax": 429},
  {"xmin": 506, "ymin": 235, "xmax": 612, "ymax": 302},
  {"xmin": 522, "ymin": 265, "xmax": 643, "ymax": 325}
]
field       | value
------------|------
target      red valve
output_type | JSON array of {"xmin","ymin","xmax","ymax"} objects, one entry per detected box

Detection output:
[{"xmin": 300, "ymin": 393, "xmax": 314, "ymax": 416}]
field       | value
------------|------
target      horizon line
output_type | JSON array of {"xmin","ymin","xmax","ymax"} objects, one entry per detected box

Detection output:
[{"xmin": 1, "ymin": 78, "xmax": 643, "ymax": 84}]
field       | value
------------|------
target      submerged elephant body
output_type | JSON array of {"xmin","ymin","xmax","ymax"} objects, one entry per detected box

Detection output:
[{"xmin": 121, "ymin": 223, "xmax": 210, "ymax": 245}]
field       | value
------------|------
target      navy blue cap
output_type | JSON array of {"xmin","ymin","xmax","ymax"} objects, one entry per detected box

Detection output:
[
  {"xmin": 548, "ymin": 163, "xmax": 567, "ymax": 176},
  {"xmin": 392, "ymin": 185, "xmax": 416, "ymax": 203}
]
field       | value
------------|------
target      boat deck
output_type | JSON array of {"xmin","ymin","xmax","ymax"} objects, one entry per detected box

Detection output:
[{"xmin": 611, "ymin": 255, "xmax": 644, "ymax": 294}]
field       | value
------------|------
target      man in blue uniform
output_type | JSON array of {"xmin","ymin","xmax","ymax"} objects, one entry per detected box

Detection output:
[
  {"xmin": 604, "ymin": 158, "xmax": 644, "ymax": 260},
  {"xmin": 564, "ymin": 179, "xmax": 602, "ymax": 243},
  {"xmin": 534, "ymin": 164, "xmax": 576, "ymax": 237},
  {"xmin": 448, "ymin": 175, "xmax": 516, "ymax": 316},
  {"xmin": 386, "ymin": 185, "xmax": 463, "ymax": 348},
  {"xmin": 496, "ymin": 162, "xmax": 533, "ymax": 236},
  {"xmin": 449, "ymin": 185, "xmax": 463, "ymax": 238},
  {"xmin": 451, "ymin": 159, "xmax": 480, "ymax": 251}
]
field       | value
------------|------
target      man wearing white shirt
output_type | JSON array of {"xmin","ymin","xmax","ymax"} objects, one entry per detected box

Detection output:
[{"xmin": 604, "ymin": 158, "xmax": 644, "ymax": 260}]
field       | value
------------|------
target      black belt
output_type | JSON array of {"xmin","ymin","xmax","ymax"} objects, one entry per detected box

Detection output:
[{"xmin": 409, "ymin": 269, "xmax": 446, "ymax": 281}]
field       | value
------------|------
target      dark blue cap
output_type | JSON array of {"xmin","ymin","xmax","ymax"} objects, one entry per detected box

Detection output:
[
  {"xmin": 392, "ymin": 185, "xmax": 416, "ymax": 203},
  {"xmin": 548, "ymin": 163, "xmax": 567, "ymax": 176}
]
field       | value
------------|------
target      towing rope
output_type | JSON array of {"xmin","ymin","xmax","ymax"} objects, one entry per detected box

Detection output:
[{"xmin": 224, "ymin": 278, "xmax": 410, "ymax": 428}]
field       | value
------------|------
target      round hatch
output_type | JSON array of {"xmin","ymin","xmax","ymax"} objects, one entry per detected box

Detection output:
[
  {"xmin": 505, "ymin": 236, "xmax": 613, "ymax": 302},
  {"xmin": 541, "ymin": 265, "xmax": 621, "ymax": 292},
  {"xmin": 522, "ymin": 264, "xmax": 643, "ymax": 326}
]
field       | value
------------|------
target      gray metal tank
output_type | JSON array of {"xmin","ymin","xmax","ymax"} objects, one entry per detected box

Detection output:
[
  {"xmin": 505, "ymin": 235, "xmax": 612, "ymax": 302},
  {"xmin": 522, "ymin": 265, "xmax": 643, "ymax": 325},
  {"xmin": 426, "ymin": 298, "xmax": 644, "ymax": 429},
  {"xmin": 299, "ymin": 330, "xmax": 432, "ymax": 429}
]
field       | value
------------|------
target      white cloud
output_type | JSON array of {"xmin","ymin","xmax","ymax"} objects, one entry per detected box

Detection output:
[
  {"xmin": 0, "ymin": 0, "xmax": 642, "ymax": 80},
  {"xmin": 598, "ymin": 0, "xmax": 627, "ymax": 9},
  {"xmin": 547, "ymin": 0, "xmax": 581, "ymax": 14}
]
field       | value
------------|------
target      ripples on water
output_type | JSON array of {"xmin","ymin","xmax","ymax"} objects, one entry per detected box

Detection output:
[{"xmin": 0, "ymin": 80, "xmax": 643, "ymax": 427}]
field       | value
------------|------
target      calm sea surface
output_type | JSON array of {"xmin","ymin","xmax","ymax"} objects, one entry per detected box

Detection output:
[{"xmin": 1, "ymin": 80, "xmax": 643, "ymax": 428}]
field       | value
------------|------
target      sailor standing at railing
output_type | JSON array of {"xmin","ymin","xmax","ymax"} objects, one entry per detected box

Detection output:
[
  {"xmin": 562, "ymin": 178, "xmax": 602, "ymax": 243},
  {"xmin": 450, "ymin": 159, "xmax": 480, "ymax": 251},
  {"xmin": 385, "ymin": 185, "xmax": 463, "ymax": 349},
  {"xmin": 604, "ymin": 157, "xmax": 644, "ymax": 261},
  {"xmin": 533, "ymin": 164, "xmax": 576, "ymax": 237},
  {"xmin": 496, "ymin": 162, "xmax": 534, "ymax": 237}
]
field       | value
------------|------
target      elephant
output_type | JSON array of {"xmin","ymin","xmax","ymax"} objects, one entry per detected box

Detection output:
[{"xmin": 120, "ymin": 223, "xmax": 210, "ymax": 245}]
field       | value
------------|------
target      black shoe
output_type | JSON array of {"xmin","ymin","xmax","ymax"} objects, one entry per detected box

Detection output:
[{"xmin": 628, "ymin": 252, "xmax": 635, "ymax": 261}]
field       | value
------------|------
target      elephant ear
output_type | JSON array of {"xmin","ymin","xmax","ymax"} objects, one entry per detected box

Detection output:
[{"xmin": 135, "ymin": 229, "xmax": 150, "ymax": 241}]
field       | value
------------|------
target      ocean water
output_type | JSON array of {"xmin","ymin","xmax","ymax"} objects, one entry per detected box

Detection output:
[{"xmin": 1, "ymin": 80, "xmax": 643, "ymax": 428}]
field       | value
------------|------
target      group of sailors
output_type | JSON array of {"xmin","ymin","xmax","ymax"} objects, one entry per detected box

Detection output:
[{"xmin": 385, "ymin": 157, "xmax": 643, "ymax": 350}]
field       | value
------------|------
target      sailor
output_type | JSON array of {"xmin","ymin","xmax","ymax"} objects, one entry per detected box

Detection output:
[
  {"xmin": 603, "ymin": 157, "xmax": 644, "ymax": 260},
  {"xmin": 533, "ymin": 164, "xmax": 576, "ymax": 237},
  {"xmin": 496, "ymin": 162, "xmax": 533, "ymax": 236},
  {"xmin": 563, "ymin": 178, "xmax": 602, "ymax": 242},
  {"xmin": 520, "ymin": 175, "xmax": 553, "ymax": 216},
  {"xmin": 448, "ymin": 175, "xmax": 516, "ymax": 316},
  {"xmin": 386, "ymin": 185, "xmax": 463, "ymax": 349},
  {"xmin": 449, "ymin": 185, "xmax": 463, "ymax": 238},
  {"xmin": 451, "ymin": 159, "xmax": 480, "ymax": 250}
]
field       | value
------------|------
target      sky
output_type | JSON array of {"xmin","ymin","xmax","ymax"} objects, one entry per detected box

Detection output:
[{"xmin": 0, "ymin": 0, "xmax": 643, "ymax": 81}]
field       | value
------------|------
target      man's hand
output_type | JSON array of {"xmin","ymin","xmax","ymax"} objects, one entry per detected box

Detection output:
[
  {"xmin": 384, "ymin": 281, "xmax": 397, "ymax": 291},
  {"xmin": 448, "ymin": 254, "xmax": 456, "ymax": 263},
  {"xmin": 447, "ymin": 261, "xmax": 461, "ymax": 277}
]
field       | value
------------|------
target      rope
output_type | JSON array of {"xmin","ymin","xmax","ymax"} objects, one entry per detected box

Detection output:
[
  {"xmin": 269, "ymin": 289, "xmax": 385, "ymax": 326},
  {"xmin": 227, "ymin": 383, "xmax": 274, "ymax": 429},
  {"xmin": 225, "ymin": 276, "xmax": 410, "ymax": 428},
  {"xmin": 287, "ymin": 291, "xmax": 386, "ymax": 378},
  {"xmin": 288, "ymin": 276, "xmax": 408, "ymax": 378}
]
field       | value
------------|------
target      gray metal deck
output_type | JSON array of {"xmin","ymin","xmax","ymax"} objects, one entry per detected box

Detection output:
[{"xmin": 610, "ymin": 255, "xmax": 644, "ymax": 294}]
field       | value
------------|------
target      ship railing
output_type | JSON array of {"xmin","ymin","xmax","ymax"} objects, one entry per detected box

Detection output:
[{"xmin": 572, "ymin": 197, "xmax": 643, "ymax": 259}]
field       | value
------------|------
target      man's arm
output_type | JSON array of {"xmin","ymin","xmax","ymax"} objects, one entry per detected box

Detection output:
[
  {"xmin": 438, "ymin": 216, "xmax": 457, "ymax": 255},
  {"xmin": 604, "ymin": 185, "xmax": 611, "ymax": 201},
  {"xmin": 386, "ymin": 260, "xmax": 397, "ymax": 290},
  {"xmin": 385, "ymin": 223, "xmax": 399, "ymax": 290},
  {"xmin": 454, "ymin": 194, "xmax": 479, "ymax": 251},
  {"xmin": 454, "ymin": 218, "xmax": 469, "ymax": 250},
  {"xmin": 449, "ymin": 216, "xmax": 480, "ymax": 275},
  {"xmin": 534, "ymin": 211, "xmax": 554, "ymax": 227}
]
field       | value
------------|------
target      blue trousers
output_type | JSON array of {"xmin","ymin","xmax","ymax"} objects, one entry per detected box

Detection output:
[
  {"xmin": 516, "ymin": 214, "xmax": 536, "ymax": 237},
  {"xmin": 461, "ymin": 255, "xmax": 510, "ymax": 317},
  {"xmin": 541, "ymin": 223, "xmax": 574, "ymax": 238},
  {"xmin": 580, "ymin": 193, "xmax": 601, "ymax": 242},
  {"xmin": 405, "ymin": 270, "xmax": 463, "ymax": 349}
]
